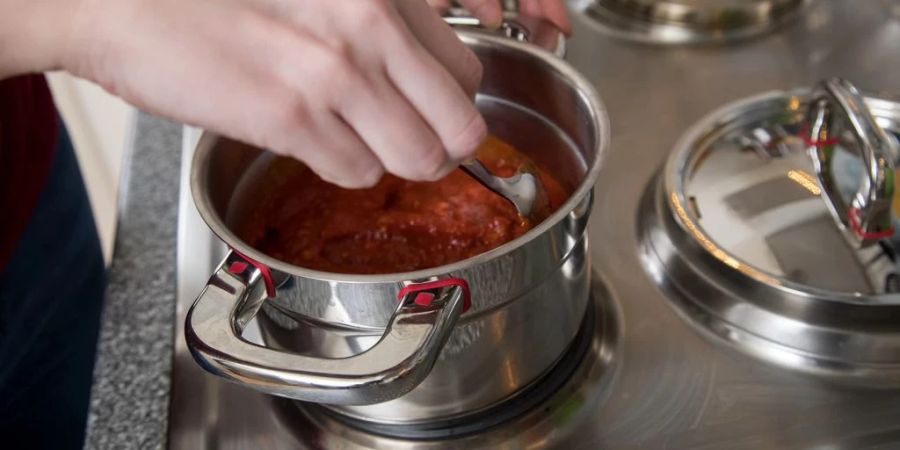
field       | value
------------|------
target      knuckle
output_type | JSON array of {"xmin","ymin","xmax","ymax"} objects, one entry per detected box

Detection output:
[
  {"xmin": 446, "ymin": 111, "xmax": 487, "ymax": 159},
  {"xmin": 331, "ymin": 39, "xmax": 354, "ymax": 61},
  {"xmin": 279, "ymin": 41, "xmax": 362, "ymax": 100},
  {"xmin": 313, "ymin": 54, "xmax": 367, "ymax": 106},
  {"xmin": 270, "ymin": 100, "xmax": 312, "ymax": 146},
  {"xmin": 405, "ymin": 141, "xmax": 449, "ymax": 181},
  {"xmin": 253, "ymin": 100, "xmax": 311, "ymax": 155},
  {"xmin": 317, "ymin": 52, "xmax": 355, "ymax": 86}
]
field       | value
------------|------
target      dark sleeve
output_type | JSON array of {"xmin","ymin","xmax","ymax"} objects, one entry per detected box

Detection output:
[{"xmin": 0, "ymin": 74, "xmax": 60, "ymax": 270}]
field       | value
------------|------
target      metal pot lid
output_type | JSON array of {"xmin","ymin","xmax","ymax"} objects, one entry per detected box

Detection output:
[
  {"xmin": 638, "ymin": 78, "xmax": 900, "ymax": 382},
  {"xmin": 668, "ymin": 78, "xmax": 900, "ymax": 296},
  {"xmin": 572, "ymin": 0, "xmax": 809, "ymax": 44}
]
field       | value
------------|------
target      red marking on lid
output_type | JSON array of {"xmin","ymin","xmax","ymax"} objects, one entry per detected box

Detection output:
[
  {"xmin": 800, "ymin": 123, "xmax": 841, "ymax": 148},
  {"xmin": 804, "ymin": 136, "xmax": 840, "ymax": 147},
  {"xmin": 848, "ymin": 207, "xmax": 895, "ymax": 241}
]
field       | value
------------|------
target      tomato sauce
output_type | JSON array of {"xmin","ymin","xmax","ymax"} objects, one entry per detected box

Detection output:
[{"xmin": 237, "ymin": 135, "xmax": 571, "ymax": 274}]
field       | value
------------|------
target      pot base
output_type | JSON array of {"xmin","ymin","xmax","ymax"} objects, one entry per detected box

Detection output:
[{"xmin": 280, "ymin": 275, "xmax": 621, "ymax": 445}]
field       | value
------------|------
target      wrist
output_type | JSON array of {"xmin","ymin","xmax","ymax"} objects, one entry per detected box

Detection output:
[{"xmin": 0, "ymin": 0, "xmax": 102, "ymax": 80}]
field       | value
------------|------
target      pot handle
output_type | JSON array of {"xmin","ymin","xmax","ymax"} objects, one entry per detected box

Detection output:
[
  {"xmin": 185, "ymin": 251, "xmax": 466, "ymax": 405},
  {"xmin": 442, "ymin": 7, "xmax": 566, "ymax": 57},
  {"xmin": 806, "ymin": 77, "xmax": 898, "ymax": 247}
]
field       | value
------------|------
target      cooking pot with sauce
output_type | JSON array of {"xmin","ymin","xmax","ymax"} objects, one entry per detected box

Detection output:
[{"xmin": 185, "ymin": 15, "xmax": 609, "ymax": 424}]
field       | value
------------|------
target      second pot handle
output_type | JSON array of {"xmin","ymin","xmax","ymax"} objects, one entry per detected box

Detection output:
[
  {"xmin": 442, "ymin": 7, "xmax": 566, "ymax": 57},
  {"xmin": 185, "ymin": 251, "xmax": 467, "ymax": 405},
  {"xmin": 806, "ymin": 77, "xmax": 898, "ymax": 247}
]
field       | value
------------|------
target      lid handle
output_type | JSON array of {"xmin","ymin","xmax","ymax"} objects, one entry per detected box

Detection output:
[{"xmin": 806, "ymin": 77, "xmax": 898, "ymax": 247}]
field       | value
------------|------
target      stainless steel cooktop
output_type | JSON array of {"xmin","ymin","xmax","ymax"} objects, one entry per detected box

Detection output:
[
  {"xmin": 571, "ymin": 0, "xmax": 810, "ymax": 44},
  {"xmin": 169, "ymin": 1, "xmax": 900, "ymax": 447}
]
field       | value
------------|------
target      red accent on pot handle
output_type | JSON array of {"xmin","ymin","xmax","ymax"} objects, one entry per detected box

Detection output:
[
  {"xmin": 185, "ymin": 252, "xmax": 466, "ymax": 405},
  {"xmin": 231, "ymin": 249, "xmax": 276, "ymax": 298},
  {"xmin": 398, "ymin": 278, "xmax": 471, "ymax": 313},
  {"xmin": 227, "ymin": 261, "xmax": 248, "ymax": 274}
]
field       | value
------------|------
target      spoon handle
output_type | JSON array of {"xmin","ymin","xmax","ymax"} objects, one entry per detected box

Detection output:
[{"xmin": 459, "ymin": 159, "xmax": 506, "ymax": 195}]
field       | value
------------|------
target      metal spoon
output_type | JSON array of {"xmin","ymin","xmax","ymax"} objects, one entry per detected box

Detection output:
[{"xmin": 459, "ymin": 159, "xmax": 551, "ymax": 224}]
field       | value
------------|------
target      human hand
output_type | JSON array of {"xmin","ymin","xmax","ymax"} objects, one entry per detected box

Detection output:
[
  {"xmin": 33, "ymin": 0, "xmax": 490, "ymax": 187},
  {"xmin": 426, "ymin": 0, "xmax": 572, "ymax": 35}
]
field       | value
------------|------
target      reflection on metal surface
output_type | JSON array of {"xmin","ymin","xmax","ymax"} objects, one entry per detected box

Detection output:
[
  {"xmin": 275, "ymin": 284, "xmax": 620, "ymax": 448},
  {"xmin": 570, "ymin": 0, "xmax": 810, "ymax": 44},
  {"xmin": 660, "ymin": 87, "xmax": 900, "ymax": 295},
  {"xmin": 170, "ymin": 1, "xmax": 900, "ymax": 448},
  {"xmin": 186, "ymin": 26, "xmax": 608, "ymax": 423},
  {"xmin": 805, "ymin": 78, "xmax": 898, "ymax": 248},
  {"xmin": 670, "ymin": 191, "xmax": 781, "ymax": 285},
  {"xmin": 639, "ymin": 84, "xmax": 900, "ymax": 382},
  {"xmin": 787, "ymin": 169, "xmax": 822, "ymax": 195}
]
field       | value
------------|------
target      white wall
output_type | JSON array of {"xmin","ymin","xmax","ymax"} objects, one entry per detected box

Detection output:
[{"xmin": 46, "ymin": 72, "xmax": 135, "ymax": 264}]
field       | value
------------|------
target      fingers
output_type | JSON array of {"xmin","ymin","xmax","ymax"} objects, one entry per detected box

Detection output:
[
  {"xmin": 538, "ymin": 0, "xmax": 572, "ymax": 35},
  {"xmin": 335, "ymin": 66, "xmax": 456, "ymax": 182},
  {"xmin": 273, "ymin": 0, "xmax": 486, "ymax": 180},
  {"xmin": 455, "ymin": 0, "xmax": 503, "ymax": 28},
  {"xmin": 424, "ymin": 0, "xmax": 452, "ymax": 11},
  {"xmin": 238, "ymin": 23, "xmax": 387, "ymax": 188},
  {"xmin": 521, "ymin": 0, "xmax": 572, "ymax": 35},
  {"xmin": 395, "ymin": 0, "xmax": 483, "ymax": 98},
  {"xmin": 275, "ymin": 7, "xmax": 459, "ymax": 182},
  {"xmin": 271, "ymin": 109, "xmax": 385, "ymax": 189},
  {"xmin": 381, "ymin": 28, "xmax": 487, "ymax": 163},
  {"xmin": 329, "ymin": 1, "xmax": 486, "ymax": 173}
]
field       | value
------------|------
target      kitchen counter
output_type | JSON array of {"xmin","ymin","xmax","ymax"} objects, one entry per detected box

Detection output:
[
  {"xmin": 83, "ymin": 1, "xmax": 900, "ymax": 448},
  {"xmin": 85, "ymin": 114, "xmax": 182, "ymax": 450}
]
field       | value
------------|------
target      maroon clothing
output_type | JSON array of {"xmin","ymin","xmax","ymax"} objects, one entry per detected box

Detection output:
[{"xmin": 0, "ymin": 75, "xmax": 59, "ymax": 270}]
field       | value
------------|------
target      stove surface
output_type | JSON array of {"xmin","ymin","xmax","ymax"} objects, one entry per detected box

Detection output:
[
  {"xmin": 571, "ymin": 0, "xmax": 810, "ymax": 44},
  {"xmin": 169, "ymin": 1, "xmax": 900, "ymax": 448}
]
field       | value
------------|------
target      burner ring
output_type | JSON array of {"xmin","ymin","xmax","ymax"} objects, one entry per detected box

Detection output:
[
  {"xmin": 571, "ymin": 0, "xmax": 811, "ymax": 45},
  {"xmin": 274, "ymin": 275, "xmax": 622, "ymax": 448},
  {"xmin": 308, "ymin": 297, "xmax": 597, "ymax": 440}
]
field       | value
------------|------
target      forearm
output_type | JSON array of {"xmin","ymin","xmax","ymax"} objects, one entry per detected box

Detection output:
[{"xmin": 0, "ymin": 0, "xmax": 79, "ymax": 79}]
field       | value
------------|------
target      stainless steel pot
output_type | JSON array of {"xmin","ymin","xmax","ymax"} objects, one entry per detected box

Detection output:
[{"xmin": 185, "ymin": 19, "xmax": 609, "ymax": 424}]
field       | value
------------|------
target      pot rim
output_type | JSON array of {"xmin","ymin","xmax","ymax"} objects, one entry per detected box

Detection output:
[{"xmin": 190, "ymin": 32, "xmax": 610, "ymax": 283}]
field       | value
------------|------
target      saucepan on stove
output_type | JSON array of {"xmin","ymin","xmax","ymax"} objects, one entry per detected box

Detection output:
[{"xmin": 185, "ymin": 14, "xmax": 609, "ymax": 424}]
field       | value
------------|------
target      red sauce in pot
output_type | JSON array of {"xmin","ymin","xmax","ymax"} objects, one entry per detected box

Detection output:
[{"xmin": 237, "ymin": 136, "xmax": 571, "ymax": 274}]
